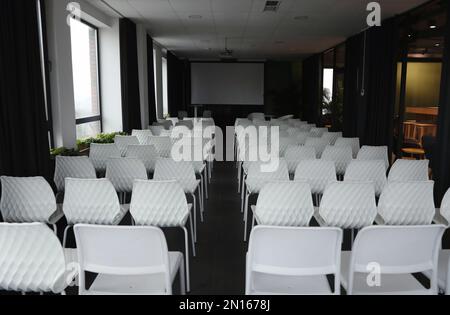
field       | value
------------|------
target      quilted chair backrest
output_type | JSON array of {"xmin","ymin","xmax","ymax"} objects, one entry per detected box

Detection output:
[
  {"xmin": 344, "ymin": 160, "xmax": 387, "ymax": 196},
  {"xmin": 153, "ymin": 159, "xmax": 197, "ymax": 192},
  {"xmin": 131, "ymin": 130, "xmax": 154, "ymax": 144},
  {"xmin": 0, "ymin": 176, "xmax": 56, "ymax": 223},
  {"xmin": 334, "ymin": 137, "xmax": 360, "ymax": 158},
  {"xmin": 321, "ymin": 145, "xmax": 353, "ymax": 175},
  {"xmin": 125, "ymin": 145, "xmax": 159, "ymax": 173},
  {"xmin": 378, "ymin": 181, "xmax": 435, "ymax": 225},
  {"xmin": 319, "ymin": 181, "xmax": 377, "ymax": 229},
  {"xmin": 310, "ymin": 127, "xmax": 328, "ymax": 138},
  {"xmin": 321, "ymin": 132, "xmax": 342, "ymax": 145},
  {"xmin": 0, "ymin": 223, "xmax": 66, "ymax": 293},
  {"xmin": 89, "ymin": 144, "xmax": 121, "ymax": 172},
  {"xmin": 294, "ymin": 160, "xmax": 336, "ymax": 194},
  {"xmin": 147, "ymin": 136, "xmax": 173, "ymax": 158},
  {"xmin": 114, "ymin": 136, "xmax": 140, "ymax": 157},
  {"xmin": 130, "ymin": 180, "xmax": 189, "ymax": 227},
  {"xmin": 54, "ymin": 156, "xmax": 97, "ymax": 192},
  {"xmin": 63, "ymin": 178, "xmax": 122, "ymax": 225},
  {"xmin": 285, "ymin": 145, "xmax": 316, "ymax": 174},
  {"xmin": 246, "ymin": 159, "xmax": 289, "ymax": 194},
  {"xmin": 356, "ymin": 145, "xmax": 389, "ymax": 170},
  {"xmin": 440, "ymin": 188, "xmax": 450, "ymax": 224},
  {"xmin": 304, "ymin": 137, "xmax": 329, "ymax": 158},
  {"xmin": 255, "ymin": 181, "xmax": 314, "ymax": 226},
  {"xmin": 105, "ymin": 158, "xmax": 148, "ymax": 193},
  {"xmin": 388, "ymin": 159, "xmax": 429, "ymax": 182}
]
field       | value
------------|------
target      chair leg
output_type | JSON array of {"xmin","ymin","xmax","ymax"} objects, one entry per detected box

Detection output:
[
  {"xmin": 179, "ymin": 256, "xmax": 186, "ymax": 295},
  {"xmin": 189, "ymin": 214, "xmax": 196, "ymax": 257},
  {"xmin": 241, "ymin": 183, "xmax": 246, "ymax": 214},
  {"xmin": 244, "ymin": 192, "xmax": 249, "ymax": 242},
  {"xmin": 252, "ymin": 214, "xmax": 256, "ymax": 230},
  {"xmin": 62, "ymin": 225, "xmax": 72, "ymax": 248},
  {"xmin": 191, "ymin": 193, "xmax": 197, "ymax": 243},
  {"xmin": 238, "ymin": 163, "xmax": 242, "ymax": 193},
  {"xmin": 198, "ymin": 188, "xmax": 204, "ymax": 223},
  {"xmin": 52, "ymin": 224, "xmax": 57, "ymax": 235},
  {"xmin": 203, "ymin": 168, "xmax": 209, "ymax": 200},
  {"xmin": 181, "ymin": 226, "xmax": 190, "ymax": 293}
]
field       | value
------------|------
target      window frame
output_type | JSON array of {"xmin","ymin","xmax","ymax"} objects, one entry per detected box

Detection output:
[{"xmin": 70, "ymin": 17, "xmax": 103, "ymax": 137}]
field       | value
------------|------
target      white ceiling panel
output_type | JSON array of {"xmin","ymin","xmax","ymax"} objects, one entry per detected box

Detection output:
[{"xmin": 89, "ymin": 0, "xmax": 430, "ymax": 59}]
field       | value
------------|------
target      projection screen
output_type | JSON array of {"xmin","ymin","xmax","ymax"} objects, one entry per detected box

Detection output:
[{"xmin": 191, "ymin": 63, "xmax": 264, "ymax": 105}]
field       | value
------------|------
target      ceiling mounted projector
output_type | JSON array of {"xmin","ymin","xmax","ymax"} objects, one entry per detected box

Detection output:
[{"xmin": 219, "ymin": 37, "xmax": 234, "ymax": 59}]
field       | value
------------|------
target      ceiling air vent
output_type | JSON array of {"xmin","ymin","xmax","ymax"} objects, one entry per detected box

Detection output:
[{"xmin": 263, "ymin": 1, "xmax": 281, "ymax": 12}]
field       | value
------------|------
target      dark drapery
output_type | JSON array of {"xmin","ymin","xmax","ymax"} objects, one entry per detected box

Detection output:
[
  {"xmin": 360, "ymin": 18, "xmax": 398, "ymax": 149},
  {"xmin": 301, "ymin": 55, "xmax": 321, "ymax": 124},
  {"xmin": 434, "ymin": 3, "xmax": 450, "ymax": 203},
  {"xmin": 342, "ymin": 33, "xmax": 364, "ymax": 137},
  {"xmin": 147, "ymin": 35, "xmax": 157, "ymax": 124},
  {"xmin": 119, "ymin": 18, "xmax": 141, "ymax": 133},
  {"xmin": 167, "ymin": 52, "xmax": 190, "ymax": 117},
  {"xmin": 0, "ymin": 0, "xmax": 51, "ymax": 179}
]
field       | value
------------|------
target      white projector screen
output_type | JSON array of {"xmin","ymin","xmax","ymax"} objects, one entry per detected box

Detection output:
[{"xmin": 191, "ymin": 63, "xmax": 264, "ymax": 105}]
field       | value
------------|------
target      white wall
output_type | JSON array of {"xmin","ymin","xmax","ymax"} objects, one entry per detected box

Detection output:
[
  {"xmin": 137, "ymin": 25, "xmax": 150, "ymax": 129},
  {"xmin": 99, "ymin": 19, "xmax": 122, "ymax": 133},
  {"xmin": 154, "ymin": 45, "xmax": 164, "ymax": 120}
]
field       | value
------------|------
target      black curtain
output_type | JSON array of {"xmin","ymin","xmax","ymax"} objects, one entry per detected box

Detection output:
[
  {"xmin": 0, "ymin": 0, "xmax": 51, "ymax": 179},
  {"xmin": 147, "ymin": 35, "xmax": 157, "ymax": 124},
  {"xmin": 342, "ymin": 33, "xmax": 364, "ymax": 137},
  {"xmin": 301, "ymin": 55, "xmax": 321, "ymax": 124},
  {"xmin": 119, "ymin": 18, "xmax": 141, "ymax": 133},
  {"xmin": 434, "ymin": 3, "xmax": 450, "ymax": 203},
  {"xmin": 167, "ymin": 51, "xmax": 183, "ymax": 117},
  {"xmin": 360, "ymin": 18, "xmax": 398, "ymax": 149}
]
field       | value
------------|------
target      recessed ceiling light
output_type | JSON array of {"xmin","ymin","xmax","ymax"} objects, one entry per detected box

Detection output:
[
  {"xmin": 429, "ymin": 20, "xmax": 437, "ymax": 29},
  {"xmin": 188, "ymin": 15, "xmax": 202, "ymax": 19},
  {"xmin": 294, "ymin": 16, "xmax": 309, "ymax": 20},
  {"xmin": 435, "ymin": 43, "xmax": 441, "ymax": 47},
  {"xmin": 430, "ymin": 25, "xmax": 437, "ymax": 29}
]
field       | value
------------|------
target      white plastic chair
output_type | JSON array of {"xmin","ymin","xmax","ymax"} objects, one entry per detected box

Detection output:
[
  {"xmin": 294, "ymin": 160, "xmax": 336, "ymax": 205},
  {"xmin": 54, "ymin": 156, "xmax": 97, "ymax": 193},
  {"xmin": 335, "ymin": 137, "xmax": 360, "ymax": 158},
  {"xmin": 299, "ymin": 124, "xmax": 315, "ymax": 132},
  {"xmin": 305, "ymin": 137, "xmax": 329, "ymax": 158},
  {"xmin": 246, "ymin": 226, "xmax": 343, "ymax": 295},
  {"xmin": 285, "ymin": 145, "xmax": 316, "ymax": 175},
  {"xmin": 132, "ymin": 129, "xmax": 153, "ymax": 145},
  {"xmin": 388, "ymin": 159, "xmax": 429, "ymax": 182},
  {"xmin": 377, "ymin": 181, "xmax": 435, "ymax": 225},
  {"xmin": 105, "ymin": 158, "xmax": 148, "ymax": 202},
  {"xmin": 436, "ymin": 188, "xmax": 450, "ymax": 225},
  {"xmin": 114, "ymin": 135, "xmax": 139, "ymax": 157},
  {"xmin": 321, "ymin": 145, "xmax": 353, "ymax": 176},
  {"xmin": 252, "ymin": 181, "xmax": 314, "ymax": 227},
  {"xmin": 147, "ymin": 136, "xmax": 173, "ymax": 158},
  {"xmin": 62, "ymin": 178, "xmax": 129, "ymax": 247},
  {"xmin": 0, "ymin": 176, "xmax": 63, "ymax": 232},
  {"xmin": 153, "ymin": 159, "xmax": 202, "ymax": 239},
  {"xmin": 279, "ymin": 137, "xmax": 298, "ymax": 157},
  {"xmin": 423, "ymin": 248, "xmax": 450, "ymax": 294},
  {"xmin": 243, "ymin": 160, "xmax": 289, "ymax": 241},
  {"xmin": 310, "ymin": 127, "xmax": 328, "ymax": 138},
  {"xmin": 344, "ymin": 160, "xmax": 387, "ymax": 197},
  {"xmin": 321, "ymin": 132, "xmax": 342, "ymax": 145},
  {"xmin": 341, "ymin": 225, "xmax": 445, "ymax": 295},
  {"xmin": 125, "ymin": 144, "xmax": 159, "ymax": 175},
  {"xmin": 74, "ymin": 224, "xmax": 185, "ymax": 295},
  {"xmin": 316, "ymin": 182, "xmax": 377, "ymax": 230},
  {"xmin": 248, "ymin": 113, "xmax": 265, "ymax": 121},
  {"xmin": 130, "ymin": 180, "xmax": 194, "ymax": 292},
  {"xmin": 356, "ymin": 145, "xmax": 390, "ymax": 170},
  {"xmin": 89, "ymin": 144, "xmax": 121, "ymax": 174},
  {"xmin": 149, "ymin": 125, "xmax": 165, "ymax": 136},
  {"xmin": 0, "ymin": 223, "xmax": 77, "ymax": 294}
]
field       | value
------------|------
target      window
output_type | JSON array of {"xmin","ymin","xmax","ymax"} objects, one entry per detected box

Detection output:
[
  {"xmin": 69, "ymin": 17, "xmax": 102, "ymax": 139},
  {"xmin": 162, "ymin": 56, "xmax": 169, "ymax": 117},
  {"xmin": 37, "ymin": 0, "xmax": 54, "ymax": 148}
]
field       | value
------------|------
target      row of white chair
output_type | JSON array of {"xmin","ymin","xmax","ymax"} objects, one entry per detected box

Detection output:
[
  {"xmin": 0, "ymin": 223, "xmax": 185, "ymax": 295},
  {"xmin": 0, "ymin": 177, "xmax": 197, "ymax": 293},
  {"xmin": 246, "ymin": 224, "xmax": 446, "ymax": 295}
]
